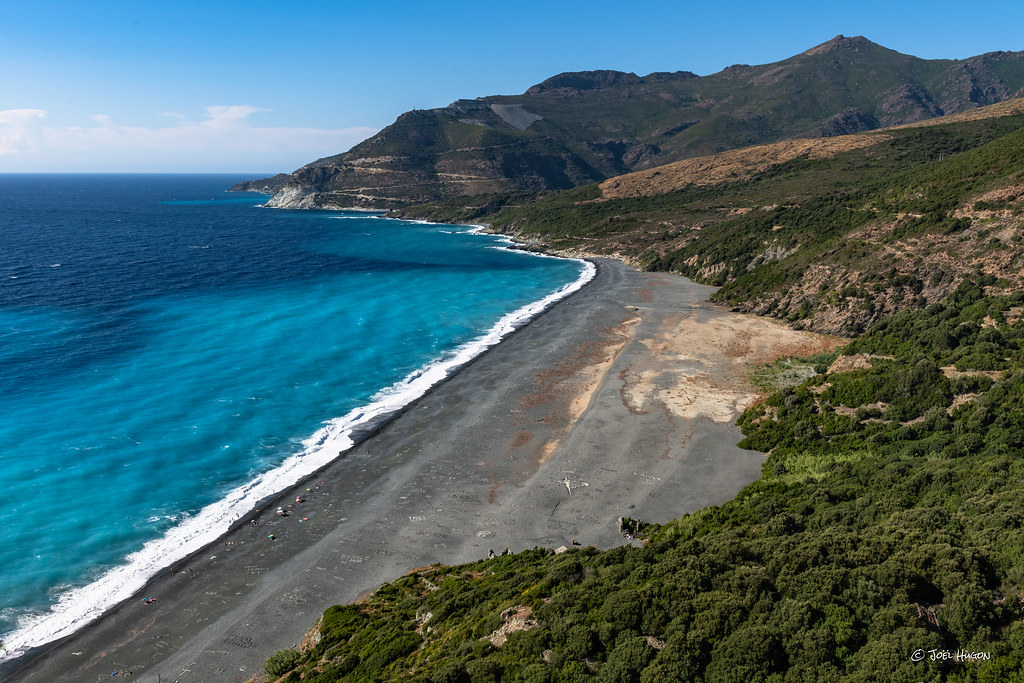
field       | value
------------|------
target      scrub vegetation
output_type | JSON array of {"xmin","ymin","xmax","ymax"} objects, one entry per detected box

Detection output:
[
  {"xmin": 258, "ymin": 106, "xmax": 1024, "ymax": 682},
  {"xmin": 260, "ymin": 279, "xmax": 1024, "ymax": 681}
]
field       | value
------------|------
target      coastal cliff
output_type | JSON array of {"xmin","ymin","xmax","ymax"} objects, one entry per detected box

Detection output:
[{"xmin": 236, "ymin": 36, "xmax": 1024, "ymax": 210}]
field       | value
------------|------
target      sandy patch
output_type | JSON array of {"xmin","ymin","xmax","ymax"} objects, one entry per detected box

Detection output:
[
  {"xmin": 486, "ymin": 605, "xmax": 538, "ymax": 647},
  {"xmin": 828, "ymin": 354, "xmax": 874, "ymax": 374},
  {"xmin": 622, "ymin": 313, "xmax": 843, "ymax": 423},
  {"xmin": 941, "ymin": 366, "xmax": 1005, "ymax": 381}
]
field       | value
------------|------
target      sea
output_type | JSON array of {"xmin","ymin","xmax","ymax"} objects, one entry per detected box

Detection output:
[{"xmin": 0, "ymin": 173, "xmax": 592, "ymax": 660}]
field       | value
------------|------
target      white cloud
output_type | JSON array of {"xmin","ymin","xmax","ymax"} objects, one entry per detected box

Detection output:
[
  {"xmin": 0, "ymin": 106, "xmax": 377, "ymax": 172},
  {"xmin": 203, "ymin": 105, "xmax": 270, "ymax": 126},
  {"xmin": 0, "ymin": 108, "xmax": 47, "ymax": 155}
]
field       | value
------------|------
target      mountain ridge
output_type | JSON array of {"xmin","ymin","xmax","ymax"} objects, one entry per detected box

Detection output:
[{"xmin": 233, "ymin": 35, "xmax": 1024, "ymax": 210}]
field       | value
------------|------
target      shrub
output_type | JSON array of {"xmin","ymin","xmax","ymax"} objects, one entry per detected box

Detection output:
[{"xmin": 264, "ymin": 648, "xmax": 301, "ymax": 678}]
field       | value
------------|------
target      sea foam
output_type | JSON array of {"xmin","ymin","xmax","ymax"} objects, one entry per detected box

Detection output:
[{"xmin": 0, "ymin": 251, "xmax": 595, "ymax": 663}]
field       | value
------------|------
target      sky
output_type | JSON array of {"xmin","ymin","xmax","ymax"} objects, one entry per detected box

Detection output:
[{"xmin": 2, "ymin": 0, "xmax": 1023, "ymax": 174}]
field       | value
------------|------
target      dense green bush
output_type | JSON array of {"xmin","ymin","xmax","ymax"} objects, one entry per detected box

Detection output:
[{"xmin": 264, "ymin": 648, "xmax": 302, "ymax": 677}]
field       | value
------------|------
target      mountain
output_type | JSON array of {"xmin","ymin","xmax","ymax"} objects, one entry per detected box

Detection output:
[{"xmin": 234, "ymin": 36, "xmax": 1024, "ymax": 210}]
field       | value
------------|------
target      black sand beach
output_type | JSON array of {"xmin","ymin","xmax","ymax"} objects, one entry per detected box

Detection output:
[{"xmin": 3, "ymin": 259, "xmax": 836, "ymax": 682}]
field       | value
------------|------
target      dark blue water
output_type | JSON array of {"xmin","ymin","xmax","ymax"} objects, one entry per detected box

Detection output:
[{"xmin": 0, "ymin": 174, "xmax": 590, "ymax": 657}]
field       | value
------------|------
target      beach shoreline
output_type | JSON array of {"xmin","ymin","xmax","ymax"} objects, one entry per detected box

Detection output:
[
  {"xmin": 0, "ymin": 223, "xmax": 594, "ymax": 669},
  {"xmin": 3, "ymin": 258, "xmax": 842, "ymax": 682}
]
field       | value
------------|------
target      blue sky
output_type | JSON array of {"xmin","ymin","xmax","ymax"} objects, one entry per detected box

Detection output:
[{"xmin": 2, "ymin": 0, "xmax": 1022, "ymax": 173}]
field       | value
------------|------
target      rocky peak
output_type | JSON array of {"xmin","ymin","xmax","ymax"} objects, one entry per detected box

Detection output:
[
  {"xmin": 640, "ymin": 70, "xmax": 698, "ymax": 83},
  {"xmin": 804, "ymin": 34, "xmax": 878, "ymax": 56},
  {"xmin": 526, "ymin": 70, "xmax": 642, "ymax": 94}
]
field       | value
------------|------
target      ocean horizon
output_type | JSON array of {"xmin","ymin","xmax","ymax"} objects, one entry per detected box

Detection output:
[{"xmin": 0, "ymin": 174, "xmax": 591, "ymax": 660}]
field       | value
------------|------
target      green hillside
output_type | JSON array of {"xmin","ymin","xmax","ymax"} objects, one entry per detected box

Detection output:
[{"xmin": 397, "ymin": 110, "xmax": 1024, "ymax": 336}]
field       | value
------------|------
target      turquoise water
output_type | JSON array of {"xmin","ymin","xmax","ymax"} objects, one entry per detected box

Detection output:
[{"xmin": 0, "ymin": 174, "xmax": 589, "ymax": 657}]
